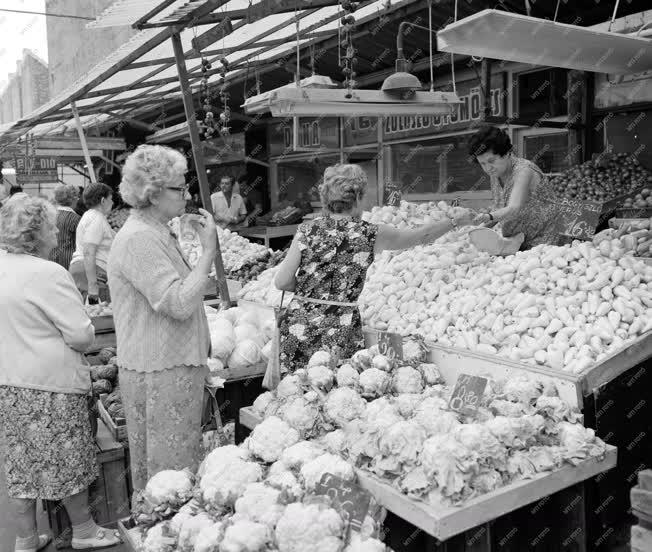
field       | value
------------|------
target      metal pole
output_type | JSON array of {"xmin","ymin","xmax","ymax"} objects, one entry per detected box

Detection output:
[
  {"xmin": 171, "ymin": 32, "xmax": 231, "ymax": 308},
  {"xmin": 71, "ymin": 102, "xmax": 97, "ymax": 184}
]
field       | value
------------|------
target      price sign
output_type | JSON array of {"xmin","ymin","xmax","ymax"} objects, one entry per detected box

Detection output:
[
  {"xmin": 448, "ymin": 374, "xmax": 488, "ymax": 417},
  {"xmin": 315, "ymin": 473, "xmax": 371, "ymax": 536},
  {"xmin": 377, "ymin": 331, "xmax": 403, "ymax": 361},
  {"xmin": 383, "ymin": 181, "xmax": 402, "ymax": 207}
]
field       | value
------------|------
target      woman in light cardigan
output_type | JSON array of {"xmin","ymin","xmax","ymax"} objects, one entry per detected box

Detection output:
[
  {"xmin": 107, "ymin": 145, "xmax": 216, "ymax": 491},
  {"xmin": 0, "ymin": 196, "xmax": 120, "ymax": 551}
]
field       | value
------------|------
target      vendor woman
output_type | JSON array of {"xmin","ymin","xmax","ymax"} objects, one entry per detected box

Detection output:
[
  {"xmin": 468, "ymin": 125, "xmax": 560, "ymax": 249},
  {"xmin": 274, "ymin": 163, "xmax": 472, "ymax": 372}
]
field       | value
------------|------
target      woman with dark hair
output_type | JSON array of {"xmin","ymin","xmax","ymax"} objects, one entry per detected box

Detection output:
[
  {"xmin": 468, "ymin": 125, "xmax": 560, "ymax": 249},
  {"xmin": 69, "ymin": 183, "xmax": 115, "ymax": 303},
  {"xmin": 49, "ymin": 184, "xmax": 81, "ymax": 269},
  {"xmin": 274, "ymin": 163, "xmax": 472, "ymax": 372}
]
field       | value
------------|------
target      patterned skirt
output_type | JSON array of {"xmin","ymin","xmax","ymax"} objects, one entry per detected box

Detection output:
[
  {"xmin": 119, "ymin": 365, "xmax": 207, "ymax": 492},
  {"xmin": 0, "ymin": 386, "xmax": 98, "ymax": 500}
]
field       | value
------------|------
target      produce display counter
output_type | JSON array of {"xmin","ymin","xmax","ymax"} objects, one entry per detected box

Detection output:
[
  {"xmin": 203, "ymin": 277, "xmax": 242, "ymax": 300},
  {"xmin": 237, "ymin": 224, "xmax": 299, "ymax": 248},
  {"xmin": 87, "ymin": 315, "xmax": 116, "ymax": 353},
  {"xmin": 239, "ymin": 406, "xmax": 617, "ymax": 549}
]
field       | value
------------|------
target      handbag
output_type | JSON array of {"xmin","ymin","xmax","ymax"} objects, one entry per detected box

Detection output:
[{"xmin": 262, "ymin": 291, "xmax": 286, "ymax": 390}]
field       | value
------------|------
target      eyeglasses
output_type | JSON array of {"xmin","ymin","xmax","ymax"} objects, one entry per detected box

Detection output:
[{"xmin": 166, "ymin": 185, "xmax": 189, "ymax": 197}]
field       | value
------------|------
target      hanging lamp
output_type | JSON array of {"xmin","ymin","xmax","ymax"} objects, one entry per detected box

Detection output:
[{"xmin": 437, "ymin": 9, "xmax": 652, "ymax": 75}]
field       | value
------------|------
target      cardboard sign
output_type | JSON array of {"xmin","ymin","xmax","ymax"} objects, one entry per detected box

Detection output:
[
  {"xmin": 552, "ymin": 196, "xmax": 603, "ymax": 240},
  {"xmin": 377, "ymin": 331, "xmax": 403, "ymax": 361},
  {"xmin": 448, "ymin": 374, "xmax": 488, "ymax": 416},
  {"xmin": 315, "ymin": 473, "xmax": 371, "ymax": 535}
]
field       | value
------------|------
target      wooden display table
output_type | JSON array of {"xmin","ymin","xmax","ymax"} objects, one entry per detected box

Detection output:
[
  {"xmin": 239, "ymin": 407, "xmax": 617, "ymax": 549},
  {"xmin": 238, "ymin": 224, "xmax": 299, "ymax": 248}
]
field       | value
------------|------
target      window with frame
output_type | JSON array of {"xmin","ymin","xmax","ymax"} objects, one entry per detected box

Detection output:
[
  {"xmin": 516, "ymin": 68, "xmax": 568, "ymax": 120},
  {"xmin": 521, "ymin": 132, "xmax": 570, "ymax": 174}
]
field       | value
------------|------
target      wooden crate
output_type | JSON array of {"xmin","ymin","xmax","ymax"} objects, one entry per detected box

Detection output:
[
  {"xmin": 45, "ymin": 421, "xmax": 132, "ymax": 549},
  {"xmin": 86, "ymin": 331, "xmax": 117, "ymax": 354},
  {"xmin": 97, "ymin": 398, "xmax": 128, "ymax": 442},
  {"xmin": 118, "ymin": 518, "xmax": 142, "ymax": 552}
]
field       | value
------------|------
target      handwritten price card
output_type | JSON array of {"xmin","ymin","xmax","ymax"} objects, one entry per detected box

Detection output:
[
  {"xmin": 377, "ymin": 331, "xmax": 403, "ymax": 362},
  {"xmin": 448, "ymin": 374, "xmax": 488, "ymax": 417},
  {"xmin": 315, "ymin": 473, "xmax": 371, "ymax": 536}
]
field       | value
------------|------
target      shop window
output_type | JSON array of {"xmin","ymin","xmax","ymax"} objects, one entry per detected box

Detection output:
[
  {"xmin": 592, "ymin": 110, "xmax": 652, "ymax": 170},
  {"xmin": 277, "ymin": 155, "xmax": 340, "ymax": 206},
  {"xmin": 389, "ymin": 135, "xmax": 489, "ymax": 196},
  {"xmin": 517, "ymin": 68, "xmax": 568, "ymax": 120},
  {"xmin": 522, "ymin": 132, "xmax": 569, "ymax": 173}
]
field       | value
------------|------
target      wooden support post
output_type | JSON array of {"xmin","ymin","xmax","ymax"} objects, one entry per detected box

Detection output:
[
  {"xmin": 71, "ymin": 102, "xmax": 97, "ymax": 184},
  {"xmin": 377, "ymin": 116, "xmax": 385, "ymax": 207},
  {"xmin": 480, "ymin": 58, "xmax": 492, "ymax": 119},
  {"xmin": 171, "ymin": 32, "xmax": 231, "ymax": 308},
  {"xmin": 567, "ymin": 70, "xmax": 586, "ymax": 166}
]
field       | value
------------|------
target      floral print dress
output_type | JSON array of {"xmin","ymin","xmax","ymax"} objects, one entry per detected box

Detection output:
[
  {"xmin": 491, "ymin": 156, "xmax": 561, "ymax": 250},
  {"xmin": 279, "ymin": 216, "xmax": 378, "ymax": 373}
]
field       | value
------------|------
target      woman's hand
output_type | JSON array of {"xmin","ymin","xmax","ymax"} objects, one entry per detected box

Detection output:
[
  {"xmin": 453, "ymin": 211, "xmax": 474, "ymax": 228},
  {"xmin": 473, "ymin": 213, "xmax": 493, "ymax": 226},
  {"xmin": 190, "ymin": 209, "xmax": 217, "ymax": 254}
]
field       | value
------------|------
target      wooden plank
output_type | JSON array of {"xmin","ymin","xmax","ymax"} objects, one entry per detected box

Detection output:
[
  {"xmin": 240, "ymin": 406, "xmax": 261, "ymax": 430},
  {"xmin": 102, "ymin": 453, "xmax": 131, "ymax": 522},
  {"xmin": 356, "ymin": 446, "xmax": 617, "ymax": 541},
  {"xmin": 118, "ymin": 519, "xmax": 142, "ymax": 552},
  {"xmin": 86, "ymin": 332, "xmax": 116, "ymax": 353},
  {"xmin": 97, "ymin": 400, "xmax": 128, "ymax": 443}
]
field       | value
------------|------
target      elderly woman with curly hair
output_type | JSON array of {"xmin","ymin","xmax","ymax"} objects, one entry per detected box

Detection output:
[
  {"xmin": 107, "ymin": 144, "xmax": 216, "ymax": 491},
  {"xmin": 48, "ymin": 184, "xmax": 81, "ymax": 269},
  {"xmin": 274, "ymin": 163, "xmax": 472, "ymax": 372},
  {"xmin": 69, "ymin": 183, "xmax": 115, "ymax": 303},
  {"xmin": 0, "ymin": 196, "xmax": 120, "ymax": 551}
]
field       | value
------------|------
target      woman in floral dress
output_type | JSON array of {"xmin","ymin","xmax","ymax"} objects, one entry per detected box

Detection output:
[
  {"xmin": 468, "ymin": 125, "xmax": 561, "ymax": 250},
  {"xmin": 274, "ymin": 164, "xmax": 472, "ymax": 372}
]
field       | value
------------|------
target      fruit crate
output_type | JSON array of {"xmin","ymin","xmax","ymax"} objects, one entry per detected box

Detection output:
[
  {"xmin": 97, "ymin": 396, "xmax": 128, "ymax": 442},
  {"xmin": 45, "ymin": 421, "xmax": 131, "ymax": 548},
  {"xmin": 616, "ymin": 207, "xmax": 652, "ymax": 219}
]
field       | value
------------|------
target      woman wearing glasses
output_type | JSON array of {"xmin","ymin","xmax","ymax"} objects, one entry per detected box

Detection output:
[{"xmin": 107, "ymin": 145, "xmax": 215, "ymax": 492}]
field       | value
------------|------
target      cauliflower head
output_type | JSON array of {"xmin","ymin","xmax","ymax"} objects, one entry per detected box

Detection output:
[
  {"xmin": 280, "ymin": 440, "xmax": 325, "ymax": 470},
  {"xmin": 276, "ymin": 375, "xmax": 304, "ymax": 399},
  {"xmin": 319, "ymin": 429, "xmax": 346, "ymax": 455},
  {"xmin": 141, "ymin": 523, "xmax": 176, "ymax": 552},
  {"xmin": 377, "ymin": 420, "xmax": 426, "ymax": 469},
  {"xmin": 308, "ymin": 350, "xmax": 332, "ymax": 368},
  {"xmin": 391, "ymin": 366, "xmax": 424, "ymax": 394},
  {"xmin": 252, "ymin": 392, "xmax": 278, "ymax": 418},
  {"xmin": 350, "ymin": 349, "xmax": 373, "ymax": 371},
  {"xmin": 220, "ymin": 519, "xmax": 272, "ymax": 552},
  {"xmin": 359, "ymin": 368, "xmax": 390, "ymax": 398},
  {"xmin": 344, "ymin": 534, "xmax": 387, "ymax": 552},
  {"xmin": 279, "ymin": 397, "xmax": 322, "ymax": 437},
  {"xmin": 199, "ymin": 445, "xmax": 250, "ymax": 480},
  {"xmin": 418, "ymin": 363, "xmax": 443, "ymax": 386},
  {"xmin": 324, "ymin": 387, "xmax": 367, "ymax": 427},
  {"xmin": 336, "ymin": 364, "xmax": 360, "ymax": 387},
  {"xmin": 177, "ymin": 512, "xmax": 216, "ymax": 551},
  {"xmin": 264, "ymin": 469, "xmax": 304, "ymax": 501},
  {"xmin": 393, "ymin": 394, "xmax": 422, "ymax": 418},
  {"xmin": 144, "ymin": 469, "xmax": 194, "ymax": 509},
  {"xmin": 300, "ymin": 453, "xmax": 355, "ymax": 490},
  {"xmin": 307, "ymin": 365, "xmax": 335, "ymax": 391},
  {"xmin": 414, "ymin": 406, "xmax": 460, "ymax": 437},
  {"xmin": 247, "ymin": 416, "xmax": 300, "ymax": 463},
  {"xmin": 234, "ymin": 482, "xmax": 285, "ymax": 528},
  {"xmin": 503, "ymin": 375, "xmax": 543, "ymax": 405},
  {"xmin": 194, "ymin": 522, "xmax": 224, "ymax": 552},
  {"xmin": 201, "ymin": 459, "xmax": 263, "ymax": 509},
  {"xmin": 371, "ymin": 355, "xmax": 393, "ymax": 372},
  {"xmin": 275, "ymin": 502, "xmax": 343, "ymax": 552}
]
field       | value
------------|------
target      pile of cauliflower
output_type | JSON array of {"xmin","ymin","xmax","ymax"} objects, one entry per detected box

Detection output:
[
  {"xmin": 251, "ymin": 349, "xmax": 607, "ymax": 507},
  {"xmin": 139, "ymin": 433, "xmax": 389, "ymax": 552}
]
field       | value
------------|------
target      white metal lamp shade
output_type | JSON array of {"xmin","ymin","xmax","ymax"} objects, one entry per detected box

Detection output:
[
  {"xmin": 244, "ymin": 87, "xmax": 461, "ymax": 117},
  {"xmin": 243, "ymin": 75, "xmax": 339, "ymax": 114},
  {"xmin": 437, "ymin": 9, "xmax": 652, "ymax": 75}
]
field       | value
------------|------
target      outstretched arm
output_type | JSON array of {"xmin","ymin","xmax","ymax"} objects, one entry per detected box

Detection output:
[{"xmin": 274, "ymin": 235, "xmax": 301, "ymax": 291}]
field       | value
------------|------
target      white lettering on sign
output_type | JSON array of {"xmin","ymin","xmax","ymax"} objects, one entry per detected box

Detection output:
[{"xmin": 283, "ymin": 120, "xmax": 321, "ymax": 148}]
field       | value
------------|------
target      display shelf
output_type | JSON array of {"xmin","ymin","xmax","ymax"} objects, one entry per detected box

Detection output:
[
  {"xmin": 238, "ymin": 407, "xmax": 617, "ymax": 542},
  {"xmin": 362, "ymin": 328, "xmax": 652, "ymax": 410},
  {"xmin": 212, "ymin": 361, "xmax": 267, "ymax": 382}
]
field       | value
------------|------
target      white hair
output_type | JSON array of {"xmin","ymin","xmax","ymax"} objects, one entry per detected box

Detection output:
[
  {"xmin": 0, "ymin": 195, "xmax": 57, "ymax": 255},
  {"xmin": 120, "ymin": 144, "xmax": 188, "ymax": 208}
]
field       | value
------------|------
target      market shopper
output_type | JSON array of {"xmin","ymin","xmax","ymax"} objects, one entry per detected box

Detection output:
[
  {"xmin": 0, "ymin": 196, "xmax": 121, "ymax": 551},
  {"xmin": 69, "ymin": 183, "xmax": 115, "ymax": 303},
  {"xmin": 468, "ymin": 125, "xmax": 560, "ymax": 249},
  {"xmin": 48, "ymin": 184, "xmax": 81, "ymax": 269},
  {"xmin": 108, "ymin": 144, "xmax": 213, "ymax": 492},
  {"xmin": 274, "ymin": 163, "xmax": 473, "ymax": 372},
  {"xmin": 211, "ymin": 174, "xmax": 247, "ymax": 228}
]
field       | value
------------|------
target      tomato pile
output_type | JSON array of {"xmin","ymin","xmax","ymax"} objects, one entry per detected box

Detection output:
[
  {"xmin": 550, "ymin": 153, "xmax": 652, "ymax": 202},
  {"xmin": 622, "ymin": 188, "xmax": 652, "ymax": 211}
]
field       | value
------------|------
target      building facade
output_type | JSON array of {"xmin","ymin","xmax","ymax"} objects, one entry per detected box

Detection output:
[{"xmin": 0, "ymin": 50, "xmax": 49, "ymax": 124}]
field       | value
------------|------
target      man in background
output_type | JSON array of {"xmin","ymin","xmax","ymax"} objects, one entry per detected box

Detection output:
[{"xmin": 210, "ymin": 175, "xmax": 247, "ymax": 229}]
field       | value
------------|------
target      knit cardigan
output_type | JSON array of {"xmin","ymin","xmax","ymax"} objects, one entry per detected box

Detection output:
[{"xmin": 107, "ymin": 210, "xmax": 210, "ymax": 372}]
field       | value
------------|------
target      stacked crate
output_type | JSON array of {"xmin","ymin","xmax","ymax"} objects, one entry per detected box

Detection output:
[{"xmin": 630, "ymin": 470, "xmax": 652, "ymax": 552}]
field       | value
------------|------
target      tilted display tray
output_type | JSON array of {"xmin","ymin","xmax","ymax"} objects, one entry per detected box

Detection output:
[
  {"xmin": 363, "ymin": 328, "xmax": 652, "ymax": 411},
  {"xmin": 238, "ymin": 407, "xmax": 617, "ymax": 541}
]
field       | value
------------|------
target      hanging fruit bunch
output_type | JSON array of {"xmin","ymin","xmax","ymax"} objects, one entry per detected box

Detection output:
[
  {"xmin": 340, "ymin": 1, "xmax": 358, "ymax": 99},
  {"xmin": 217, "ymin": 57, "xmax": 231, "ymax": 138},
  {"xmin": 199, "ymin": 56, "xmax": 217, "ymax": 139}
]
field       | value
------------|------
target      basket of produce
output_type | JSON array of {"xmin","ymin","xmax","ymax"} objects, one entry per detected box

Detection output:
[
  {"xmin": 86, "ymin": 347, "xmax": 126, "ymax": 441},
  {"xmin": 618, "ymin": 187, "xmax": 652, "ymax": 218}
]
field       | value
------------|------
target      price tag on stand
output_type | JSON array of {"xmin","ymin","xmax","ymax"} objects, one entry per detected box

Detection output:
[
  {"xmin": 315, "ymin": 473, "xmax": 371, "ymax": 537},
  {"xmin": 448, "ymin": 374, "xmax": 488, "ymax": 417},
  {"xmin": 377, "ymin": 331, "xmax": 403, "ymax": 361}
]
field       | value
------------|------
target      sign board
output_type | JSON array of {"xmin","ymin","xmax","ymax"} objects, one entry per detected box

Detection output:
[
  {"xmin": 203, "ymin": 133, "xmax": 246, "ymax": 165},
  {"xmin": 268, "ymin": 116, "xmax": 339, "ymax": 158},
  {"xmin": 383, "ymin": 180, "xmax": 402, "ymax": 207},
  {"xmin": 552, "ymin": 197, "xmax": 603, "ymax": 240},
  {"xmin": 315, "ymin": 473, "xmax": 371, "ymax": 536},
  {"xmin": 377, "ymin": 331, "xmax": 403, "ymax": 361},
  {"xmin": 448, "ymin": 374, "xmax": 488, "ymax": 417},
  {"xmin": 14, "ymin": 156, "xmax": 58, "ymax": 183}
]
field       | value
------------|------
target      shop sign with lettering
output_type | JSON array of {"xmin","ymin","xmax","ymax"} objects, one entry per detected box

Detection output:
[
  {"xmin": 268, "ymin": 116, "xmax": 339, "ymax": 158},
  {"xmin": 14, "ymin": 156, "xmax": 58, "ymax": 183},
  {"xmin": 344, "ymin": 75, "xmax": 507, "ymax": 146}
]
